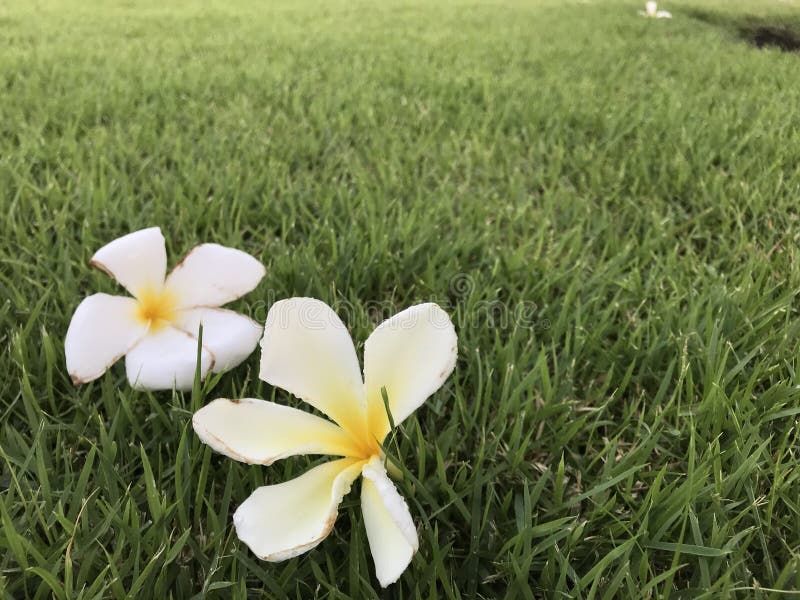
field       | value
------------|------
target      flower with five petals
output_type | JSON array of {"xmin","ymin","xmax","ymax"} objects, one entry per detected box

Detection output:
[
  {"xmin": 65, "ymin": 227, "xmax": 265, "ymax": 390},
  {"xmin": 192, "ymin": 298, "xmax": 457, "ymax": 586}
]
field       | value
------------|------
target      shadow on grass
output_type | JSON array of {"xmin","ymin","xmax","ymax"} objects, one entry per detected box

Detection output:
[{"xmin": 687, "ymin": 9, "xmax": 800, "ymax": 53}]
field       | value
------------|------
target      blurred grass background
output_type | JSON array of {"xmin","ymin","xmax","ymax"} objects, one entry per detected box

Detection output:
[{"xmin": 2, "ymin": 0, "xmax": 800, "ymax": 597}]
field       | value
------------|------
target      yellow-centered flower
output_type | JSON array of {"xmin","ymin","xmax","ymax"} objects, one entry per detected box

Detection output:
[
  {"xmin": 192, "ymin": 298, "xmax": 458, "ymax": 587},
  {"xmin": 65, "ymin": 227, "xmax": 265, "ymax": 390}
]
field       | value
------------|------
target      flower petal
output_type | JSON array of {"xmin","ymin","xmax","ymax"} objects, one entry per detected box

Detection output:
[
  {"xmin": 125, "ymin": 326, "xmax": 213, "ymax": 390},
  {"xmin": 192, "ymin": 398, "xmax": 363, "ymax": 464},
  {"xmin": 65, "ymin": 294, "xmax": 149, "ymax": 385},
  {"xmin": 90, "ymin": 227, "xmax": 167, "ymax": 298},
  {"xmin": 259, "ymin": 298, "xmax": 368, "ymax": 441},
  {"xmin": 173, "ymin": 307, "xmax": 262, "ymax": 373},
  {"xmin": 364, "ymin": 303, "xmax": 457, "ymax": 441},
  {"xmin": 361, "ymin": 456, "xmax": 418, "ymax": 587},
  {"xmin": 165, "ymin": 243, "xmax": 265, "ymax": 309},
  {"xmin": 234, "ymin": 458, "xmax": 365, "ymax": 561}
]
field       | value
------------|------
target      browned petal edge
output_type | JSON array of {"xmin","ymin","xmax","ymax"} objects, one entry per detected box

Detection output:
[
  {"xmin": 258, "ymin": 531, "xmax": 331, "ymax": 562},
  {"xmin": 171, "ymin": 243, "xmax": 205, "ymax": 272},
  {"xmin": 257, "ymin": 505, "xmax": 343, "ymax": 562},
  {"xmin": 436, "ymin": 340, "xmax": 459, "ymax": 380},
  {"xmin": 173, "ymin": 326, "xmax": 216, "ymax": 374},
  {"xmin": 167, "ymin": 243, "xmax": 266, "ymax": 292},
  {"xmin": 70, "ymin": 371, "xmax": 103, "ymax": 386},
  {"xmin": 88, "ymin": 258, "xmax": 115, "ymax": 279},
  {"xmin": 127, "ymin": 327, "xmax": 215, "ymax": 389},
  {"xmin": 207, "ymin": 427, "xmax": 278, "ymax": 466},
  {"xmin": 438, "ymin": 343, "xmax": 458, "ymax": 378},
  {"xmin": 70, "ymin": 349, "xmax": 129, "ymax": 386},
  {"xmin": 243, "ymin": 459, "xmax": 364, "ymax": 562},
  {"xmin": 276, "ymin": 470, "xmax": 360, "ymax": 560},
  {"xmin": 193, "ymin": 399, "xmax": 279, "ymax": 466}
]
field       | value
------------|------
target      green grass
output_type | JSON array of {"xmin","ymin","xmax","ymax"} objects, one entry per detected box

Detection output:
[{"xmin": 2, "ymin": 0, "xmax": 800, "ymax": 597}]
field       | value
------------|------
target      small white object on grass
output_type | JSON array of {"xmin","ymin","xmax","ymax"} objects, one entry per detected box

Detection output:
[{"xmin": 640, "ymin": 1, "xmax": 672, "ymax": 18}]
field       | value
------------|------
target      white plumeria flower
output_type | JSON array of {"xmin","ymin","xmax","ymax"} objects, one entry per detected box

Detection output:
[
  {"xmin": 639, "ymin": 2, "xmax": 672, "ymax": 18},
  {"xmin": 192, "ymin": 298, "xmax": 457, "ymax": 587},
  {"xmin": 65, "ymin": 227, "xmax": 265, "ymax": 390}
]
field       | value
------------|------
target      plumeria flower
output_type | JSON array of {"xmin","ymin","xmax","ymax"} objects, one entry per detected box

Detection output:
[
  {"xmin": 639, "ymin": 1, "xmax": 672, "ymax": 18},
  {"xmin": 65, "ymin": 227, "xmax": 265, "ymax": 390},
  {"xmin": 192, "ymin": 298, "xmax": 457, "ymax": 586}
]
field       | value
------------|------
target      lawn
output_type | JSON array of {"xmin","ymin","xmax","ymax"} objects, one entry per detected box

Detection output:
[{"xmin": 2, "ymin": 0, "xmax": 800, "ymax": 597}]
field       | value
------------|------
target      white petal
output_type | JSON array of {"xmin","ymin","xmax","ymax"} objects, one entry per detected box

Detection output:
[
  {"xmin": 259, "ymin": 298, "xmax": 368, "ymax": 441},
  {"xmin": 165, "ymin": 243, "xmax": 265, "ymax": 309},
  {"xmin": 364, "ymin": 303, "xmax": 457, "ymax": 441},
  {"xmin": 192, "ymin": 398, "xmax": 362, "ymax": 464},
  {"xmin": 233, "ymin": 458, "xmax": 365, "ymax": 561},
  {"xmin": 125, "ymin": 326, "xmax": 213, "ymax": 391},
  {"xmin": 90, "ymin": 227, "xmax": 167, "ymax": 298},
  {"xmin": 361, "ymin": 456, "xmax": 418, "ymax": 587},
  {"xmin": 65, "ymin": 294, "xmax": 149, "ymax": 385},
  {"xmin": 173, "ymin": 307, "xmax": 261, "ymax": 373}
]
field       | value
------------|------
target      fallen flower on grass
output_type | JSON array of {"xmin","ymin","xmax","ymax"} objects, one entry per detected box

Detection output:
[
  {"xmin": 639, "ymin": 1, "xmax": 672, "ymax": 18},
  {"xmin": 65, "ymin": 227, "xmax": 265, "ymax": 390},
  {"xmin": 192, "ymin": 298, "xmax": 458, "ymax": 586}
]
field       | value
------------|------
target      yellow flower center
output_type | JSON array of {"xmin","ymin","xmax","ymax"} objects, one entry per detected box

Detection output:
[
  {"xmin": 352, "ymin": 436, "xmax": 382, "ymax": 461},
  {"xmin": 335, "ymin": 411, "xmax": 384, "ymax": 460},
  {"xmin": 134, "ymin": 287, "xmax": 178, "ymax": 331}
]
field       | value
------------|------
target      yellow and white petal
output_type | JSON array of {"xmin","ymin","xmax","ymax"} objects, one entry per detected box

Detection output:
[
  {"xmin": 125, "ymin": 326, "xmax": 213, "ymax": 391},
  {"xmin": 90, "ymin": 227, "xmax": 167, "ymax": 298},
  {"xmin": 233, "ymin": 458, "xmax": 365, "ymax": 561},
  {"xmin": 173, "ymin": 307, "xmax": 262, "ymax": 373},
  {"xmin": 65, "ymin": 294, "xmax": 149, "ymax": 385},
  {"xmin": 192, "ymin": 398, "xmax": 363, "ymax": 464},
  {"xmin": 361, "ymin": 456, "xmax": 419, "ymax": 587},
  {"xmin": 164, "ymin": 243, "xmax": 265, "ymax": 309},
  {"xmin": 364, "ymin": 303, "xmax": 458, "ymax": 441},
  {"xmin": 259, "ymin": 298, "xmax": 368, "ymax": 441}
]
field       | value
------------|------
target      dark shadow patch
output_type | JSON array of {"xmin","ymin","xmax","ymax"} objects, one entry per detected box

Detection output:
[
  {"xmin": 687, "ymin": 8, "xmax": 800, "ymax": 54},
  {"xmin": 743, "ymin": 24, "xmax": 800, "ymax": 52}
]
